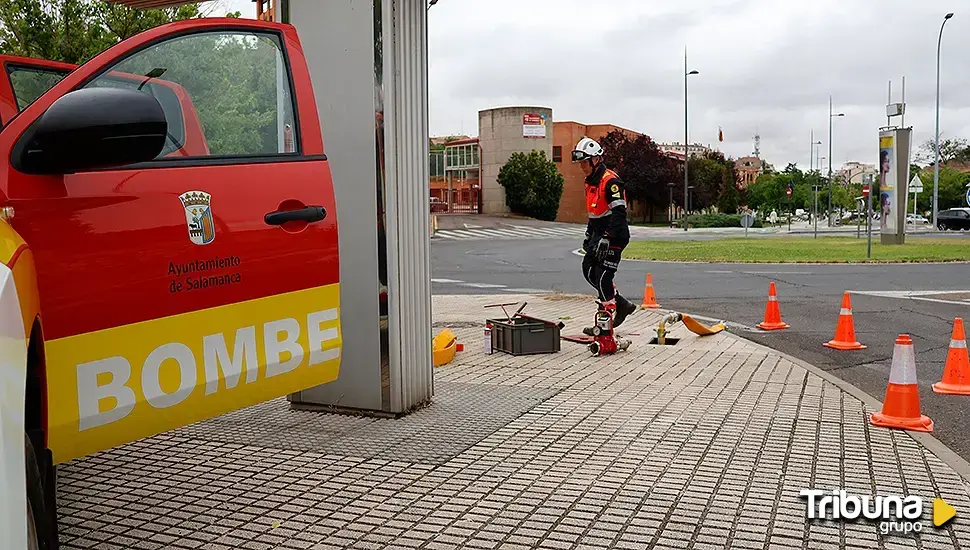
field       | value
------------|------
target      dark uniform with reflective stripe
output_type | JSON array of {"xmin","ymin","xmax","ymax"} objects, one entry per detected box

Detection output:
[{"xmin": 582, "ymin": 163, "xmax": 630, "ymax": 303}]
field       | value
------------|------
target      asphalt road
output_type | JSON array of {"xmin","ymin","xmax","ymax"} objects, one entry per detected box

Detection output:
[{"xmin": 432, "ymin": 234, "xmax": 970, "ymax": 462}]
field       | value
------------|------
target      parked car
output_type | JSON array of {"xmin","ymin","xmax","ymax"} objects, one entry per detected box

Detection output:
[
  {"xmin": 937, "ymin": 208, "xmax": 970, "ymax": 231},
  {"xmin": 842, "ymin": 212, "xmax": 867, "ymax": 224},
  {"xmin": 906, "ymin": 214, "xmax": 929, "ymax": 225},
  {"xmin": 430, "ymin": 197, "xmax": 448, "ymax": 213}
]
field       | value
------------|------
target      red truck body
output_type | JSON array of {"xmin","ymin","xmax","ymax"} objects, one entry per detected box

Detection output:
[{"xmin": 2, "ymin": 18, "xmax": 350, "ymax": 549}]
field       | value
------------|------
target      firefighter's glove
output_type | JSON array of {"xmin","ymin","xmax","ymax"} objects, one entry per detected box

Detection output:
[{"xmin": 593, "ymin": 237, "xmax": 611, "ymax": 261}]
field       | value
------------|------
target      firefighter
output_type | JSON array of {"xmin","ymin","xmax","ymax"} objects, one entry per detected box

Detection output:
[{"xmin": 572, "ymin": 137, "xmax": 637, "ymax": 330}]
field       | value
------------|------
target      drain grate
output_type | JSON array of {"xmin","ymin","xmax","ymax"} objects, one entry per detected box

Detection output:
[{"xmin": 648, "ymin": 337, "xmax": 680, "ymax": 346}]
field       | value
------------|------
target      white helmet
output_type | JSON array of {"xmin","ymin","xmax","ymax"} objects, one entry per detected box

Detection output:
[{"xmin": 572, "ymin": 137, "xmax": 603, "ymax": 162}]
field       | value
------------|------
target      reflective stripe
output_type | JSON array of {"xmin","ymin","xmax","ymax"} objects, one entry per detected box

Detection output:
[
  {"xmin": 888, "ymin": 342, "xmax": 918, "ymax": 385},
  {"xmin": 951, "ymin": 339, "xmax": 968, "ymax": 349},
  {"xmin": 768, "ymin": 296, "xmax": 777, "ymax": 302},
  {"xmin": 608, "ymin": 199, "xmax": 627, "ymax": 209},
  {"xmin": 588, "ymin": 211, "xmax": 612, "ymax": 219},
  {"xmin": 840, "ymin": 308, "xmax": 852, "ymax": 315}
]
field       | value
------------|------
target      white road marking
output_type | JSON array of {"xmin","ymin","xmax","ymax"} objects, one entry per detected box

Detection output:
[
  {"xmin": 463, "ymin": 223, "xmax": 482, "ymax": 229},
  {"xmin": 435, "ymin": 225, "xmax": 585, "ymax": 241},
  {"xmin": 457, "ymin": 229, "xmax": 504, "ymax": 239},
  {"xmin": 431, "ymin": 278, "xmax": 464, "ymax": 284},
  {"xmin": 510, "ymin": 225, "xmax": 584, "ymax": 237},
  {"xmin": 461, "ymin": 282, "xmax": 507, "ymax": 289},
  {"xmin": 435, "ymin": 231, "xmax": 465, "ymax": 239},
  {"xmin": 740, "ymin": 271, "xmax": 813, "ymax": 275},
  {"xmin": 852, "ymin": 290, "xmax": 970, "ymax": 307},
  {"xmin": 470, "ymin": 229, "xmax": 513, "ymax": 238},
  {"xmin": 706, "ymin": 270, "xmax": 734, "ymax": 274}
]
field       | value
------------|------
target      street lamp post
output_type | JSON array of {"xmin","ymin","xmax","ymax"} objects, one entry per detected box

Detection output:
[
  {"xmin": 684, "ymin": 48, "xmax": 699, "ymax": 231},
  {"xmin": 828, "ymin": 95, "xmax": 845, "ymax": 226},
  {"xmin": 933, "ymin": 12, "xmax": 955, "ymax": 230},
  {"xmin": 810, "ymin": 130, "xmax": 814, "ymax": 172}
]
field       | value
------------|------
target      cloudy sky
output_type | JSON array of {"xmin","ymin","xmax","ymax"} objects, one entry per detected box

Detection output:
[{"xmin": 223, "ymin": 0, "xmax": 968, "ymax": 172}]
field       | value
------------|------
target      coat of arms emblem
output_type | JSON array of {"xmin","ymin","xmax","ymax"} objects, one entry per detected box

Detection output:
[{"xmin": 179, "ymin": 191, "xmax": 215, "ymax": 246}]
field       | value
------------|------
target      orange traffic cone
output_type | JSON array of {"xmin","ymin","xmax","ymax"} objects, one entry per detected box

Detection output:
[
  {"xmin": 870, "ymin": 334, "xmax": 933, "ymax": 432},
  {"xmin": 640, "ymin": 274, "xmax": 660, "ymax": 309},
  {"xmin": 823, "ymin": 292, "xmax": 866, "ymax": 350},
  {"xmin": 932, "ymin": 318, "xmax": 970, "ymax": 395},
  {"xmin": 756, "ymin": 282, "xmax": 789, "ymax": 330}
]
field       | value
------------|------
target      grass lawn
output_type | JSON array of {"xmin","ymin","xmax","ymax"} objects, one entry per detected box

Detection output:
[{"xmin": 623, "ymin": 237, "xmax": 970, "ymax": 263}]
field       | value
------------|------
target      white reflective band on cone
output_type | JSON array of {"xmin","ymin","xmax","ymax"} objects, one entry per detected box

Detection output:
[
  {"xmin": 768, "ymin": 296, "xmax": 777, "ymax": 302},
  {"xmin": 951, "ymin": 339, "xmax": 968, "ymax": 349},
  {"xmin": 889, "ymin": 342, "xmax": 918, "ymax": 385},
  {"xmin": 840, "ymin": 308, "xmax": 852, "ymax": 316}
]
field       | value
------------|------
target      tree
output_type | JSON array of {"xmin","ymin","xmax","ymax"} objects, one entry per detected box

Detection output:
[
  {"xmin": 746, "ymin": 173, "xmax": 784, "ymax": 213},
  {"xmin": 916, "ymin": 137, "xmax": 969, "ymax": 166},
  {"xmin": 745, "ymin": 165, "xmax": 823, "ymax": 215},
  {"xmin": 917, "ymin": 167, "xmax": 970, "ymax": 211},
  {"xmin": 717, "ymin": 181, "xmax": 740, "ymax": 214},
  {"xmin": 684, "ymin": 151, "xmax": 738, "ymax": 213},
  {"xmin": 0, "ymin": 0, "xmax": 208, "ymax": 65},
  {"xmin": 497, "ymin": 150, "xmax": 564, "ymax": 221},
  {"xmin": 599, "ymin": 130, "xmax": 679, "ymax": 221}
]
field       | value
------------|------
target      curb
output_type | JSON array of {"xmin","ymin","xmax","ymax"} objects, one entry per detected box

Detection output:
[
  {"xmin": 569, "ymin": 249, "xmax": 970, "ymax": 266},
  {"xmin": 724, "ymin": 330, "xmax": 970, "ymax": 484},
  {"xmin": 620, "ymin": 259, "xmax": 970, "ymax": 265}
]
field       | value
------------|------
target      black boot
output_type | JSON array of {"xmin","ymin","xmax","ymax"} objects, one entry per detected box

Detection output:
[{"xmin": 613, "ymin": 294, "xmax": 637, "ymax": 328}]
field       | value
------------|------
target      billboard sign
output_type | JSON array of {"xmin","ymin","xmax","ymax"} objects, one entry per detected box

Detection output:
[
  {"xmin": 523, "ymin": 113, "xmax": 546, "ymax": 138},
  {"xmin": 879, "ymin": 132, "xmax": 896, "ymax": 236}
]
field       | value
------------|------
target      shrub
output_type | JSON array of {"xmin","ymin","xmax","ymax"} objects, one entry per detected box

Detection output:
[
  {"xmin": 497, "ymin": 150, "xmax": 564, "ymax": 221},
  {"xmin": 675, "ymin": 213, "xmax": 763, "ymax": 229}
]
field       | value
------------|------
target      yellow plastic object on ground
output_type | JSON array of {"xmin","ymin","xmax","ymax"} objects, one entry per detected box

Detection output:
[
  {"xmin": 681, "ymin": 314, "xmax": 726, "ymax": 336},
  {"xmin": 433, "ymin": 328, "xmax": 458, "ymax": 367}
]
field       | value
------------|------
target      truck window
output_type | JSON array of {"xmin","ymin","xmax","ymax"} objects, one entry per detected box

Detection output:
[
  {"xmin": 7, "ymin": 65, "xmax": 69, "ymax": 111},
  {"xmin": 81, "ymin": 30, "xmax": 298, "ymax": 158},
  {"xmin": 86, "ymin": 75, "xmax": 188, "ymax": 158}
]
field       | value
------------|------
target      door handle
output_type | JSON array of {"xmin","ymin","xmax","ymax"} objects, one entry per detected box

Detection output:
[{"xmin": 264, "ymin": 206, "xmax": 327, "ymax": 226}]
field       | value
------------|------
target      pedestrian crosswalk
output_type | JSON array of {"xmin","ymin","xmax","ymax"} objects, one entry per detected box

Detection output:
[
  {"xmin": 434, "ymin": 224, "xmax": 587, "ymax": 241},
  {"xmin": 431, "ymin": 278, "xmax": 550, "ymax": 294}
]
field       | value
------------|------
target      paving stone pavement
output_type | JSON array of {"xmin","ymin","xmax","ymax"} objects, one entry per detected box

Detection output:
[{"xmin": 56, "ymin": 294, "xmax": 970, "ymax": 549}]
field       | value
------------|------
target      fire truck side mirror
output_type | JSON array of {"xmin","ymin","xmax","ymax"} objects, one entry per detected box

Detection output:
[{"xmin": 14, "ymin": 87, "xmax": 168, "ymax": 175}]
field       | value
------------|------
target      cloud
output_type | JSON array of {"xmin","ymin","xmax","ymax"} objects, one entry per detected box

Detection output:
[{"xmin": 429, "ymin": 0, "xmax": 970, "ymax": 170}]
